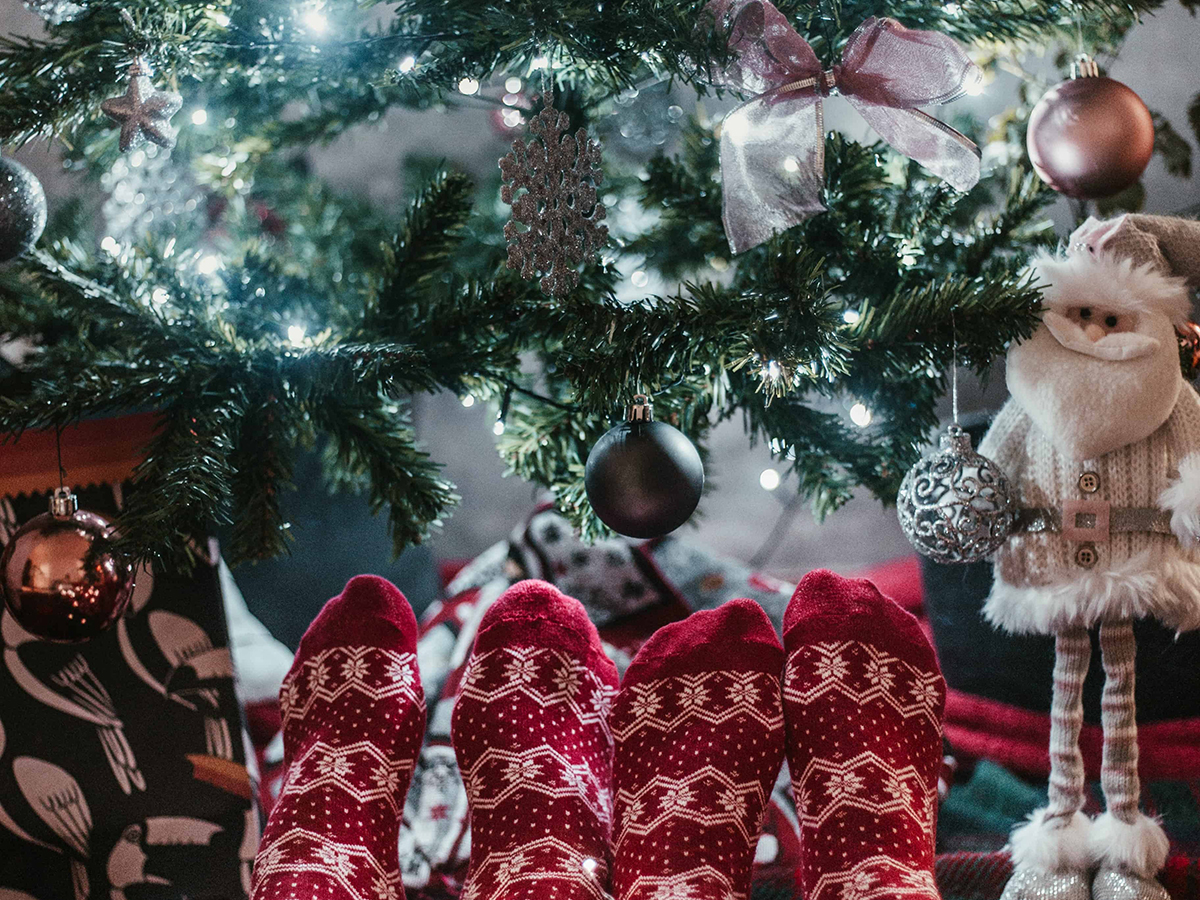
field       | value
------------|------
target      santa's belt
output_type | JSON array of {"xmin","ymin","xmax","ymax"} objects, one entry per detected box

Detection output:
[{"xmin": 1015, "ymin": 504, "xmax": 1173, "ymax": 541}]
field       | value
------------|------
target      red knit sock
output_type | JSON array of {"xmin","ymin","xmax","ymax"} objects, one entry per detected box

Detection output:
[
  {"xmin": 782, "ymin": 570, "xmax": 946, "ymax": 900},
  {"xmin": 452, "ymin": 579, "xmax": 619, "ymax": 900},
  {"xmin": 611, "ymin": 599, "xmax": 785, "ymax": 900},
  {"xmin": 251, "ymin": 575, "xmax": 426, "ymax": 900}
]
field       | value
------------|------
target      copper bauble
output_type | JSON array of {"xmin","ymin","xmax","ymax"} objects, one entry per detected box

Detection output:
[
  {"xmin": 1, "ymin": 489, "xmax": 134, "ymax": 643},
  {"xmin": 1180, "ymin": 322, "xmax": 1200, "ymax": 382},
  {"xmin": 1027, "ymin": 69, "xmax": 1154, "ymax": 200}
]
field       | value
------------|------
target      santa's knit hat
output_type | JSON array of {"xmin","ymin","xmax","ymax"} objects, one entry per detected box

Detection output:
[
  {"xmin": 1031, "ymin": 214, "xmax": 1200, "ymax": 327},
  {"xmin": 1070, "ymin": 214, "xmax": 1200, "ymax": 284}
]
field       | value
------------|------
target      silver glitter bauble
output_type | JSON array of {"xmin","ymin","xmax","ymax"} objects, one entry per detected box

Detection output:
[
  {"xmin": 896, "ymin": 424, "xmax": 1016, "ymax": 565},
  {"xmin": 0, "ymin": 157, "xmax": 47, "ymax": 264}
]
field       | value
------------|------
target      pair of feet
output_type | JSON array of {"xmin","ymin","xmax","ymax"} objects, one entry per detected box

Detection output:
[{"xmin": 251, "ymin": 569, "xmax": 947, "ymax": 900}]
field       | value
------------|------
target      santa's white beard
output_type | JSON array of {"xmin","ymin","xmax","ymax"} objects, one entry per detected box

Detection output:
[{"xmin": 1006, "ymin": 312, "xmax": 1183, "ymax": 461}]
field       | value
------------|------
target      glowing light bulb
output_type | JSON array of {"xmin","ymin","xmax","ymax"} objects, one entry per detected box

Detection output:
[
  {"xmin": 493, "ymin": 419, "xmax": 506, "ymax": 436},
  {"xmin": 398, "ymin": 55, "xmax": 416, "ymax": 74},
  {"xmin": 505, "ymin": 76, "xmax": 523, "ymax": 93},
  {"xmin": 581, "ymin": 858, "xmax": 598, "ymax": 875},
  {"xmin": 724, "ymin": 113, "xmax": 750, "ymax": 146},
  {"xmin": 461, "ymin": 395, "xmax": 475, "ymax": 408},
  {"xmin": 287, "ymin": 324, "xmax": 307, "ymax": 344},
  {"xmin": 198, "ymin": 255, "xmax": 222, "ymax": 275},
  {"xmin": 303, "ymin": 8, "xmax": 328, "ymax": 33},
  {"xmin": 191, "ymin": 109, "xmax": 208, "ymax": 125},
  {"xmin": 631, "ymin": 270, "xmax": 648, "ymax": 287},
  {"xmin": 783, "ymin": 156, "xmax": 800, "ymax": 173},
  {"xmin": 100, "ymin": 236, "xmax": 120, "ymax": 256},
  {"xmin": 530, "ymin": 55, "xmax": 549, "ymax": 71},
  {"xmin": 151, "ymin": 288, "xmax": 170, "ymax": 305},
  {"xmin": 850, "ymin": 402, "xmax": 872, "ymax": 427},
  {"xmin": 842, "ymin": 308, "xmax": 861, "ymax": 325},
  {"xmin": 759, "ymin": 468, "xmax": 781, "ymax": 491},
  {"xmin": 458, "ymin": 77, "xmax": 480, "ymax": 96}
]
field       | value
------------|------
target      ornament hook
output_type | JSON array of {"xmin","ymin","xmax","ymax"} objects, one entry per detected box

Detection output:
[{"xmin": 950, "ymin": 310, "xmax": 959, "ymax": 426}]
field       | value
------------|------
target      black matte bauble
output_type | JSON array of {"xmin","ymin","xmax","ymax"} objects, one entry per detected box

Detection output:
[{"xmin": 584, "ymin": 420, "xmax": 704, "ymax": 539}]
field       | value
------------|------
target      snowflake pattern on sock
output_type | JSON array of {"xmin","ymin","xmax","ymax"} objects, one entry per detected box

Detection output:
[
  {"xmin": 611, "ymin": 599, "xmax": 785, "ymax": 900},
  {"xmin": 252, "ymin": 576, "xmax": 426, "ymax": 900},
  {"xmin": 452, "ymin": 581, "xmax": 618, "ymax": 900},
  {"xmin": 782, "ymin": 571, "xmax": 945, "ymax": 900},
  {"xmin": 253, "ymin": 647, "xmax": 424, "ymax": 900}
]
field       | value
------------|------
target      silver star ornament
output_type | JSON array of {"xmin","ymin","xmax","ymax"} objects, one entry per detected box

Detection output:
[{"xmin": 101, "ymin": 58, "xmax": 183, "ymax": 153}]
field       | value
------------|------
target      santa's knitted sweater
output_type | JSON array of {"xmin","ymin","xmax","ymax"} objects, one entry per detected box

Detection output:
[{"xmin": 979, "ymin": 383, "xmax": 1200, "ymax": 635}]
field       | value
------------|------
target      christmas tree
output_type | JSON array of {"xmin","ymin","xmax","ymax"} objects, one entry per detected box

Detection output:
[{"xmin": 0, "ymin": 0, "xmax": 1195, "ymax": 566}]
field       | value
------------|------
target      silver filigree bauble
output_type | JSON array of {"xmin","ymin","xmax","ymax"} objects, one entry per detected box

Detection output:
[{"xmin": 897, "ymin": 424, "xmax": 1016, "ymax": 564}]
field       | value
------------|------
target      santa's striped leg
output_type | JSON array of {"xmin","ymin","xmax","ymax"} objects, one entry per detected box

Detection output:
[
  {"xmin": 1091, "ymin": 619, "xmax": 1169, "ymax": 900},
  {"xmin": 1001, "ymin": 627, "xmax": 1091, "ymax": 900}
]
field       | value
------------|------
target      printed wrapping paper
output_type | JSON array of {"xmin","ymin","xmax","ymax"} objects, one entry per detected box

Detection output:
[{"xmin": 0, "ymin": 483, "xmax": 256, "ymax": 900}]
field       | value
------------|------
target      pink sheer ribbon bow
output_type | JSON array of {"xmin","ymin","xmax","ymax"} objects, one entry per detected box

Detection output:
[{"xmin": 706, "ymin": 0, "xmax": 983, "ymax": 253}]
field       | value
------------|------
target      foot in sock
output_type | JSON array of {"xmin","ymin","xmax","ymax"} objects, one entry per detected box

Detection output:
[
  {"xmin": 782, "ymin": 570, "xmax": 946, "ymax": 900},
  {"xmin": 251, "ymin": 575, "xmax": 426, "ymax": 900},
  {"xmin": 611, "ymin": 598, "xmax": 786, "ymax": 900},
  {"xmin": 451, "ymin": 579, "xmax": 619, "ymax": 900}
]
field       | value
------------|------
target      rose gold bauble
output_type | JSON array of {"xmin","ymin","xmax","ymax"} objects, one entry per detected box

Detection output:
[
  {"xmin": 0, "ymin": 489, "xmax": 134, "ymax": 643},
  {"xmin": 1027, "ymin": 74, "xmax": 1154, "ymax": 199}
]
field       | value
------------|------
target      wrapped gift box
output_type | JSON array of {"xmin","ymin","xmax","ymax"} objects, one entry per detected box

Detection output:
[{"xmin": 0, "ymin": 418, "xmax": 256, "ymax": 900}]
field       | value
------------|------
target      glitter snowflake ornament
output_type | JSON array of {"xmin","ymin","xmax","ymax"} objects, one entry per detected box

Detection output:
[
  {"xmin": 101, "ymin": 58, "xmax": 183, "ymax": 153},
  {"xmin": 499, "ymin": 106, "xmax": 608, "ymax": 298}
]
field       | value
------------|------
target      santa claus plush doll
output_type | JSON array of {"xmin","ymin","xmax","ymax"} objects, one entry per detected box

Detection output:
[{"xmin": 981, "ymin": 213, "xmax": 1200, "ymax": 900}]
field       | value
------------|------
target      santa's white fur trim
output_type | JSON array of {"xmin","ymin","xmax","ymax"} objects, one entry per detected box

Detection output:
[
  {"xmin": 1032, "ymin": 251, "xmax": 1191, "ymax": 327},
  {"xmin": 1010, "ymin": 809, "xmax": 1092, "ymax": 872},
  {"xmin": 1160, "ymin": 453, "xmax": 1200, "ymax": 548},
  {"xmin": 1089, "ymin": 813, "xmax": 1169, "ymax": 877},
  {"xmin": 985, "ymin": 550, "xmax": 1200, "ymax": 635}
]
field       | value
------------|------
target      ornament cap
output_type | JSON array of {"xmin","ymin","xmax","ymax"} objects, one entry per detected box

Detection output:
[
  {"xmin": 49, "ymin": 486, "xmax": 78, "ymax": 519},
  {"xmin": 939, "ymin": 423, "xmax": 973, "ymax": 456},
  {"xmin": 1071, "ymin": 54, "xmax": 1100, "ymax": 79},
  {"xmin": 627, "ymin": 394, "xmax": 653, "ymax": 423}
]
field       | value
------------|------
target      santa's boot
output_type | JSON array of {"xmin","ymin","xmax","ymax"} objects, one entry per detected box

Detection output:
[
  {"xmin": 1090, "ymin": 620, "xmax": 1169, "ymax": 900},
  {"xmin": 1001, "ymin": 628, "xmax": 1092, "ymax": 900}
]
